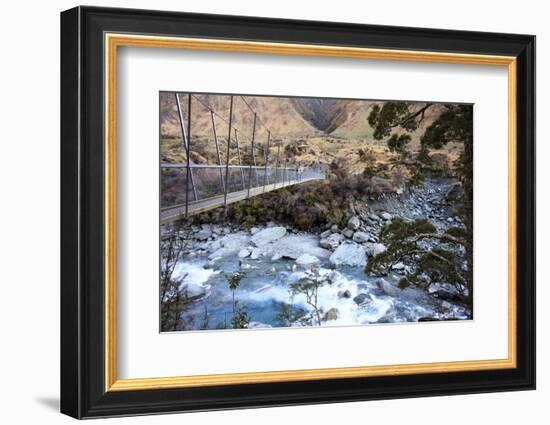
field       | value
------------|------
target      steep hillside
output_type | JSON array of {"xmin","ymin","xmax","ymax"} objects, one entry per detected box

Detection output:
[
  {"xmin": 160, "ymin": 92, "xmax": 460, "ymax": 176},
  {"xmin": 160, "ymin": 92, "xmax": 320, "ymax": 142},
  {"xmin": 290, "ymin": 98, "xmax": 351, "ymax": 133}
]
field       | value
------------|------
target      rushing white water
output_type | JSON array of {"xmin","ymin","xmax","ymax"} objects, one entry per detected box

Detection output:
[{"xmin": 168, "ymin": 230, "xmax": 470, "ymax": 331}]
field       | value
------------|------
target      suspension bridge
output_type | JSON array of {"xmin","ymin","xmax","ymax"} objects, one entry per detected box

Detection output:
[{"xmin": 161, "ymin": 93, "xmax": 325, "ymax": 224}]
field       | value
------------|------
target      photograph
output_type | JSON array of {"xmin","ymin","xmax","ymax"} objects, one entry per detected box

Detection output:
[{"xmin": 159, "ymin": 92, "xmax": 474, "ymax": 332}]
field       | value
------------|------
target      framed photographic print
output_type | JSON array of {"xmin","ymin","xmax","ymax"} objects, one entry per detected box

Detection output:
[{"xmin": 60, "ymin": 6, "xmax": 536, "ymax": 419}]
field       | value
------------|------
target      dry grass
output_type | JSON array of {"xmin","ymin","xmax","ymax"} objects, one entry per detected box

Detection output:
[{"xmin": 160, "ymin": 93, "xmax": 463, "ymax": 174}]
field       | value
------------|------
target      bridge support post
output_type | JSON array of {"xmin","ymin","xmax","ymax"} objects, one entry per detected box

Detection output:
[
  {"xmin": 210, "ymin": 111, "xmax": 225, "ymax": 193},
  {"xmin": 282, "ymin": 156, "xmax": 287, "ymax": 187},
  {"xmin": 175, "ymin": 93, "xmax": 198, "ymax": 217},
  {"xmin": 274, "ymin": 145, "xmax": 281, "ymax": 188},
  {"xmin": 247, "ymin": 113, "xmax": 257, "ymax": 198},
  {"xmin": 263, "ymin": 131, "xmax": 271, "ymax": 192},
  {"xmin": 223, "ymin": 96, "xmax": 234, "ymax": 209},
  {"xmin": 234, "ymin": 129, "xmax": 246, "ymax": 190}
]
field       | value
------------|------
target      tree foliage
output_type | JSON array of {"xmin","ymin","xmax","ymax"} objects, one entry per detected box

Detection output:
[
  {"xmin": 275, "ymin": 303, "xmax": 312, "ymax": 327},
  {"xmin": 367, "ymin": 102, "xmax": 473, "ymax": 302},
  {"xmin": 230, "ymin": 302, "xmax": 250, "ymax": 329},
  {"xmin": 160, "ymin": 225, "xmax": 193, "ymax": 331},
  {"xmin": 288, "ymin": 268, "xmax": 331, "ymax": 326},
  {"xmin": 366, "ymin": 218, "xmax": 468, "ymax": 298}
]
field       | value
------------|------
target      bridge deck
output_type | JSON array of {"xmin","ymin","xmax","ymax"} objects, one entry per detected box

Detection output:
[{"xmin": 161, "ymin": 176, "xmax": 322, "ymax": 224}]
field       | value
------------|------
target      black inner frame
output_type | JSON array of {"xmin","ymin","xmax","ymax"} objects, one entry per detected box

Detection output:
[{"xmin": 60, "ymin": 6, "xmax": 535, "ymax": 419}]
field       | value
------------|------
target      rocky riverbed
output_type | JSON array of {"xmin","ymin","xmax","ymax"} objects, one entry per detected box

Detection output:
[{"xmin": 162, "ymin": 177, "xmax": 472, "ymax": 331}]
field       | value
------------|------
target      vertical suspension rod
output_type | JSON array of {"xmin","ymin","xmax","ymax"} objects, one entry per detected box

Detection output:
[
  {"xmin": 210, "ymin": 111, "xmax": 225, "ymax": 192},
  {"xmin": 223, "ymin": 96, "xmax": 234, "ymax": 208},
  {"xmin": 247, "ymin": 113, "xmax": 257, "ymax": 198},
  {"xmin": 263, "ymin": 131, "xmax": 271, "ymax": 192}
]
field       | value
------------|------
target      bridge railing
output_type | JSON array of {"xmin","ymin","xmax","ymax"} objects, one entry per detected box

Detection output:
[
  {"xmin": 160, "ymin": 92, "xmax": 325, "ymax": 216},
  {"xmin": 160, "ymin": 164, "xmax": 324, "ymax": 210}
]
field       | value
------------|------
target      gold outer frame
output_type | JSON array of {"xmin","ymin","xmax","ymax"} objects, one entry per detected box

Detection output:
[{"xmin": 104, "ymin": 33, "xmax": 517, "ymax": 392}]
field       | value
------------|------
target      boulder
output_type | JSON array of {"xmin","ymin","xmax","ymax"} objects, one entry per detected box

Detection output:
[
  {"xmin": 329, "ymin": 243, "xmax": 367, "ymax": 267},
  {"xmin": 347, "ymin": 216, "xmax": 361, "ymax": 230},
  {"xmin": 208, "ymin": 234, "xmax": 250, "ymax": 260},
  {"xmin": 377, "ymin": 278, "xmax": 399, "ymax": 297},
  {"xmin": 320, "ymin": 229, "xmax": 332, "ymax": 239},
  {"xmin": 322, "ymin": 308, "xmax": 339, "ymax": 321},
  {"xmin": 238, "ymin": 248, "xmax": 251, "ymax": 258},
  {"xmin": 441, "ymin": 300, "xmax": 453, "ymax": 309},
  {"xmin": 251, "ymin": 226, "xmax": 287, "ymax": 247},
  {"xmin": 352, "ymin": 231, "xmax": 370, "ymax": 243},
  {"xmin": 271, "ymin": 253, "xmax": 283, "ymax": 261},
  {"xmin": 338, "ymin": 289, "xmax": 352, "ymax": 299},
  {"xmin": 320, "ymin": 233, "xmax": 344, "ymax": 250},
  {"xmin": 365, "ymin": 242, "xmax": 387, "ymax": 257},
  {"xmin": 428, "ymin": 282, "xmax": 460, "ymax": 301},
  {"xmin": 330, "ymin": 224, "xmax": 339, "ymax": 233},
  {"xmin": 353, "ymin": 293, "xmax": 371, "ymax": 305},
  {"xmin": 271, "ymin": 235, "xmax": 331, "ymax": 260},
  {"xmin": 391, "ymin": 262, "xmax": 405, "ymax": 270},
  {"xmin": 343, "ymin": 229, "xmax": 354, "ymax": 238},
  {"xmin": 380, "ymin": 212, "xmax": 393, "ymax": 221},
  {"xmin": 196, "ymin": 229, "xmax": 212, "ymax": 241},
  {"xmin": 295, "ymin": 253, "xmax": 320, "ymax": 267},
  {"xmin": 249, "ymin": 248, "xmax": 261, "ymax": 260}
]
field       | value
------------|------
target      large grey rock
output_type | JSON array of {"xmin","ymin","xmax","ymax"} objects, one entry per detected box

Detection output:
[
  {"xmin": 251, "ymin": 226, "xmax": 287, "ymax": 247},
  {"xmin": 238, "ymin": 248, "xmax": 251, "ymax": 258},
  {"xmin": 208, "ymin": 234, "xmax": 250, "ymax": 260},
  {"xmin": 320, "ymin": 233, "xmax": 344, "ymax": 250},
  {"xmin": 329, "ymin": 243, "xmax": 367, "ymax": 267},
  {"xmin": 338, "ymin": 289, "xmax": 352, "ymax": 299},
  {"xmin": 380, "ymin": 212, "xmax": 393, "ymax": 221},
  {"xmin": 271, "ymin": 235, "xmax": 331, "ymax": 260},
  {"xmin": 365, "ymin": 242, "xmax": 387, "ymax": 257},
  {"xmin": 391, "ymin": 262, "xmax": 405, "ymax": 270},
  {"xmin": 343, "ymin": 229, "xmax": 354, "ymax": 238},
  {"xmin": 208, "ymin": 240, "xmax": 223, "ymax": 253},
  {"xmin": 377, "ymin": 278, "xmax": 399, "ymax": 297},
  {"xmin": 196, "ymin": 229, "xmax": 212, "ymax": 241},
  {"xmin": 352, "ymin": 231, "xmax": 370, "ymax": 243},
  {"xmin": 322, "ymin": 308, "xmax": 339, "ymax": 322},
  {"xmin": 295, "ymin": 253, "xmax": 320, "ymax": 267},
  {"xmin": 347, "ymin": 216, "xmax": 361, "ymax": 230},
  {"xmin": 249, "ymin": 248, "xmax": 261, "ymax": 260},
  {"xmin": 353, "ymin": 293, "xmax": 372, "ymax": 305},
  {"xmin": 271, "ymin": 253, "xmax": 283, "ymax": 261},
  {"xmin": 428, "ymin": 282, "xmax": 460, "ymax": 301},
  {"xmin": 250, "ymin": 226, "xmax": 261, "ymax": 235}
]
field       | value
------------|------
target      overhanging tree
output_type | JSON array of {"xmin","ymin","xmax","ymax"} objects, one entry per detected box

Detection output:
[{"xmin": 368, "ymin": 102, "xmax": 473, "ymax": 303}]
